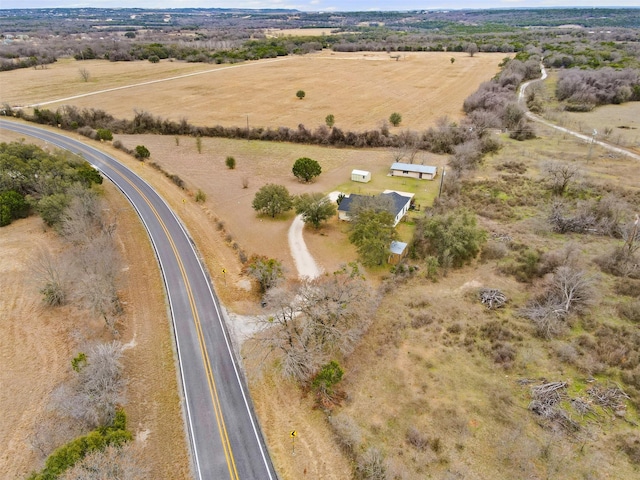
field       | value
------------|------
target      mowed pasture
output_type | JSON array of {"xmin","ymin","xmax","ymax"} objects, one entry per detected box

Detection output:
[{"xmin": 2, "ymin": 51, "xmax": 507, "ymax": 132}]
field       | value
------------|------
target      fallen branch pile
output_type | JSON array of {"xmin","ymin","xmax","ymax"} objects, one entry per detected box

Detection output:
[
  {"xmin": 528, "ymin": 381, "xmax": 579, "ymax": 432},
  {"xmin": 588, "ymin": 383, "xmax": 630, "ymax": 414},
  {"xmin": 479, "ymin": 288, "xmax": 507, "ymax": 310}
]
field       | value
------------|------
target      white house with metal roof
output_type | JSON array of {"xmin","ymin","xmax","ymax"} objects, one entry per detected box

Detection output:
[
  {"xmin": 390, "ymin": 162, "xmax": 438, "ymax": 180},
  {"xmin": 337, "ymin": 190, "xmax": 414, "ymax": 227}
]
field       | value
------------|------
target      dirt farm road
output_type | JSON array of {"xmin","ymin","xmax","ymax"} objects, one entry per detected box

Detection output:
[{"xmin": 518, "ymin": 64, "xmax": 640, "ymax": 162}]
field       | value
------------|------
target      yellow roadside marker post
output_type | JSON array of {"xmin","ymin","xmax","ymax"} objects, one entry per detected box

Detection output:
[
  {"xmin": 222, "ymin": 268, "xmax": 227, "ymax": 285},
  {"xmin": 290, "ymin": 430, "xmax": 297, "ymax": 455}
]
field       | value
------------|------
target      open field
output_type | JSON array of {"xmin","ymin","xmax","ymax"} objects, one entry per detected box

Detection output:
[
  {"xmin": 3, "ymin": 49, "xmax": 640, "ymax": 478},
  {"xmin": 1, "ymin": 51, "xmax": 508, "ymax": 132}
]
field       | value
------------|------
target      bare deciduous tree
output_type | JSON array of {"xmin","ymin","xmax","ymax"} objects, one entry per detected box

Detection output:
[
  {"xmin": 60, "ymin": 443, "xmax": 148, "ymax": 480},
  {"xmin": 30, "ymin": 410, "xmax": 86, "ymax": 460},
  {"xmin": 74, "ymin": 234, "xmax": 123, "ymax": 333},
  {"xmin": 65, "ymin": 341, "xmax": 126, "ymax": 428},
  {"xmin": 32, "ymin": 247, "xmax": 71, "ymax": 306},
  {"xmin": 520, "ymin": 265, "xmax": 597, "ymax": 338},
  {"xmin": 623, "ymin": 214, "xmax": 640, "ymax": 254},
  {"xmin": 257, "ymin": 265, "xmax": 373, "ymax": 383},
  {"xmin": 542, "ymin": 161, "xmax": 580, "ymax": 196},
  {"xmin": 552, "ymin": 266, "xmax": 597, "ymax": 315},
  {"xmin": 78, "ymin": 68, "xmax": 90, "ymax": 82},
  {"xmin": 449, "ymin": 139, "xmax": 483, "ymax": 172},
  {"xmin": 59, "ymin": 187, "xmax": 114, "ymax": 245}
]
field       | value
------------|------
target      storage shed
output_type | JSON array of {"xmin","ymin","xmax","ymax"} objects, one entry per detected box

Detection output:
[
  {"xmin": 390, "ymin": 162, "xmax": 437, "ymax": 180},
  {"xmin": 388, "ymin": 241, "xmax": 408, "ymax": 265},
  {"xmin": 351, "ymin": 169, "xmax": 371, "ymax": 183}
]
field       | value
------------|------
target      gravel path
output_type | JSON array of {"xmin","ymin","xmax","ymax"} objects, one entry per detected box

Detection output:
[{"xmin": 287, "ymin": 191, "xmax": 341, "ymax": 279}]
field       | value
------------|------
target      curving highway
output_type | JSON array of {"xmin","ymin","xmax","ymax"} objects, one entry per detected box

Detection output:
[{"xmin": 0, "ymin": 120, "xmax": 277, "ymax": 480}]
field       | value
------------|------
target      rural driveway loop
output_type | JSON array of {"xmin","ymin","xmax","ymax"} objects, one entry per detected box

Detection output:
[{"xmin": 0, "ymin": 120, "xmax": 278, "ymax": 480}]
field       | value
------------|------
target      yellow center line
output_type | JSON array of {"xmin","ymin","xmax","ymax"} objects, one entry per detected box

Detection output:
[{"xmin": 76, "ymin": 145, "xmax": 239, "ymax": 480}]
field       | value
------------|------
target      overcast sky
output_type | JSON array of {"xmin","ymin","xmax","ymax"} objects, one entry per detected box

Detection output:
[{"xmin": 1, "ymin": 1, "xmax": 638, "ymax": 12}]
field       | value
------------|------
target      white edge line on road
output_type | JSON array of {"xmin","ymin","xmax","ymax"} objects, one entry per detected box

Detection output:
[{"xmin": 163, "ymin": 202, "xmax": 277, "ymax": 480}]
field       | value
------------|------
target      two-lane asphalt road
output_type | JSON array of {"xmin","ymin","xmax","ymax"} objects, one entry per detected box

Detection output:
[{"xmin": 1, "ymin": 120, "xmax": 277, "ymax": 480}]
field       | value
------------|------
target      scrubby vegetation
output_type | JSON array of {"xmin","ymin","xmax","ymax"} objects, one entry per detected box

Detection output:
[
  {"xmin": 0, "ymin": 142, "xmax": 103, "ymax": 227},
  {"xmin": 3, "ymin": 6, "xmax": 640, "ymax": 480}
]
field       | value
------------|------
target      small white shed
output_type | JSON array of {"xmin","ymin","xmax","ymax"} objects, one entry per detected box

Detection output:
[{"xmin": 351, "ymin": 169, "xmax": 371, "ymax": 183}]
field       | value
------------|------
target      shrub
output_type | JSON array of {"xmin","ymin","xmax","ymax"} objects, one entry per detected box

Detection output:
[
  {"xmin": 616, "ymin": 433, "xmax": 640, "ymax": 465},
  {"xmin": 492, "ymin": 342, "xmax": 517, "ymax": 366},
  {"xmin": 406, "ymin": 426, "xmax": 429, "ymax": 451},
  {"xmin": 168, "ymin": 174, "xmax": 185, "ymax": 189},
  {"xmin": 412, "ymin": 208, "xmax": 487, "ymax": 268},
  {"xmin": 27, "ymin": 409, "xmax": 131, "ymax": 480},
  {"xmin": 311, "ymin": 360, "xmax": 344, "ymax": 405},
  {"xmin": 618, "ymin": 300, "xmax": 640, "ymax": 323},
  {"xmin": 195, "ymin": 189, "xmax": 207, "ymax": 203},
  {"xmin": 243, "ymin": 254, "xmax": 284, "ymax": 293},
  {"xmin": 225, "ymin": 156, "xmax": 236, "ymax": 169},
  {"xmin": 77, "ymin": 126, "xmax": 97, "ymax": 140},
  {"xmin": 410, "ymin": 311, "xmax": 434, "ymax": 328},
  {"xmin": 499, "ymin": 248, "xmax": 541, "ymax": 283},
  {"xmin": 96, "ymin": 128, "xmax": 113, "ymax": 141},
  {"xmin": 496, "ymin": 161, "xmax": 527, "ymax": 174},
  {"xmin": 480, "ymin": 320, "xmax": 516, "ymax": 342},
  {"xmin": 329, "ymin": 413, "xmax": 362, "ymax": 456},
  {"xmin": 480, "ymin": 241, "xmax": 509, "ymax": 261},
  {"xmin": 41, "ymin": 281, "xmax": 67, "ymax": 307},
  {"xmin": 356, "ymin": 447, "xmax": 387, "ymax": 480},
  {"xmin": 325, "ymin": 114, "xmax": 335, "ymax": 128},
  {"xmin": 296, "ymin": 89, "xmax": 305, "ymax": 100},
  {"xmin": 615, "ymin": 278, "xmax": 640, "ymax": 297},
  {"xmin": 389, "ymin": 112, "xmax": 402, "ymax": 127},
  {"xmin": 595, "ymin": 246, "xmax": 639, "ymax": 279},
  {"xmin": 112, "ymin": 140, "xmax": 130, "ymax": 154},
  {"xmin": 134, "ymin": 145, "xmax": 150, "ymax": 160}
]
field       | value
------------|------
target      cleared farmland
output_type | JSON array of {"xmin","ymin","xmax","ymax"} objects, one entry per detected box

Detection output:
[{"xmin": 2, "ymin": 51, "xmax": 507, "ymax": 132}]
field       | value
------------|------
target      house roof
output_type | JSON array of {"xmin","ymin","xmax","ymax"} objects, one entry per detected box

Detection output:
[
  {"xmin": 351, "ymin": 169, "xmax": 370, "ymax": 176},
  {"xmin": 338, "ymin": 192, "xmax": 411, "ymax": 218},
  {"xmin": 390, "ymin": 241, "xmax": 408, "ymax": 255},
  {"xmin": 390, "ymin": 162, "xmax": 437, "ymax": 175}
]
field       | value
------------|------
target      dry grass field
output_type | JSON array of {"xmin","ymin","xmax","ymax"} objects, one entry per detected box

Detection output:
[
  {"xmin": 1, "ymin": 51, "xmax": 507, "ymax": 132},
  {"xmin": 2, "ymin": 50, "xmax": 640, "ymax": 479}
]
